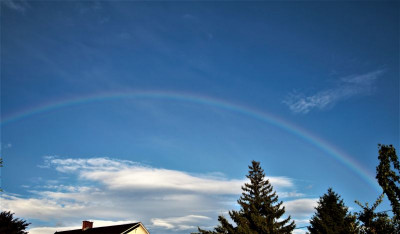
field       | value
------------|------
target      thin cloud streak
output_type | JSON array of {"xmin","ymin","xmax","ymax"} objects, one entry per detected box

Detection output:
[
  {"xmin": 151, "ymin": 215, "xmax": 211, "ymax": 230},
  {"xmin": 284, "ymin": 69, "xmax": 386, "ymax": 114},
  {"xmin": 1, "ymin": 0, "xmax": 29, "ymax": 12}
]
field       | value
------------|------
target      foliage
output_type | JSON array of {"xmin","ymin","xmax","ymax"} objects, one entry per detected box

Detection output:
[
  {"xmin": 355, "ymin": 194, "xmax": 397, "ymax": 233},
  {"xmin": 376, "ymin": 144, "xmax": 400, "ymax": 220},
  {"xmin": 308, "ymin": 188, "xmax": 359, "ymax": 234},
  {"xmin": 0, "ymin": 211, "xmax": 30, "ymax": 234},
  {"xmin": 199, "ymin": 160, "xmax": 295, "ymax": 234}
]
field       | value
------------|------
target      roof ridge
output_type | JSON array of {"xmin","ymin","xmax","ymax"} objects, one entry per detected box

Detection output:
[{"xmin": 54, "ymin": 222, "xmax": 141, "ymax": 234}]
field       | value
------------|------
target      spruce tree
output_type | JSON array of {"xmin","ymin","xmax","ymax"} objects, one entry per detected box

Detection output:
[
  {"xmin": 199, "ymin": 160, "xmax": 295, "ymax": 233},
  {"xmin": 308, "ymin": 188, "xmax": 359, "ymax": 234}
]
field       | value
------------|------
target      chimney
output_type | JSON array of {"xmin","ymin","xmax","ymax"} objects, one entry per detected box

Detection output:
[{"xmin": 82, "ymin": 221, "xmax": 93, "ymax": 231}]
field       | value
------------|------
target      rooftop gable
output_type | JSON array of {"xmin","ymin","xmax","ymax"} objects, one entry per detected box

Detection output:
[{"xmin": 54, "ymin": 222, "xmax": 142, "ymax": 234}]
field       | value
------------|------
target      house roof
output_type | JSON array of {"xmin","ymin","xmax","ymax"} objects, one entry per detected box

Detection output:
[{"xmin": 54, "ymin": 222, "xmax": 141, "ymax": 234}]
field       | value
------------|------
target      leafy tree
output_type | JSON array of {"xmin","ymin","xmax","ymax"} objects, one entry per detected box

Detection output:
[
  {"xmin": 376, "ymin": 144, "xmax": 400, "ymax": 220},
  {"xmin": 0, "ymin": 211, "xmax": 30, "ymax": 234},
  {"xmin": 355, "ymin": 194, "xmax": 396, "ymax": 233},
  {"xmin": 308, "ymin": 188, "xmax": 359, "ymax": 234},
  {"xmin": 199, "ymin": 160, "xmax": 295, "ymax": 233}
]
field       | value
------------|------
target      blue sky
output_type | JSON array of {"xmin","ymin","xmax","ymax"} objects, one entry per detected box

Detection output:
[{"xmin": 1, "ymin": 1, "xmax": 398, "ymax": 233}]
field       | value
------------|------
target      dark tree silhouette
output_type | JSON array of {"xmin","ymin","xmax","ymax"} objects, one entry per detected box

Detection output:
[
  {"xmin": 199, "ymin": 160, "xmax": 295, "ymax": 233},
  {"xmin": 0, "ymin": 211, "xmax": 30, "ymax": 234},
  {"xmin": 376, "ymin": 144, "xmax": 400, "ymax": 220},
  {"xmin": 355, "ymin": 194, "xmax": 396, "ymax": 234},
  {"xmin": 308, "ymin": 188, "xmax": 359, "ymax": 234}
]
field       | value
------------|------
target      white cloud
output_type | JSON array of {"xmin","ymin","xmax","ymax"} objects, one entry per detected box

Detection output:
[
  {"xmin": 42, "ymin": 156, "xmax": 293, "ymax": 194},
  {"xmin": 278, "ymin": 191, "xmax": 305, "ymax": 198},
  {"xmin": 283, "ymin": 199, "xmax": 318, "ymax": 234},
  {"xmin": 284, "ymin": 198, "xmax": 318, "ymax": 217},
  {"xmin": 151, "ymin": 215, "xmax": 211, "ymax": 230},
  {"xmin": 81, "ymin": 168, "xmax": 245, "ymax": 194},
  {"xmin": 283, "ymin": 69, "xmax": 386, "ymax": 114},
  {"xmin": 2, "ymin": 156, "xmax": 309, "ymax": 233},
  {"xmin": 293, "ymin": 229, "xmax": 307, "ymax": 234},
  {"xmin": 29, "ymin": 226, "xmax": 80, "ymax": 234}
]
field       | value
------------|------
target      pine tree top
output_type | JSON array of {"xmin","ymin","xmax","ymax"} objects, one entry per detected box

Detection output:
[
  {"xmin": 308, "ymin": 188, "xmax": 358, "ymax": 234},
  {"xmin": 199, "ymin": 160, "xmax": 295, "ymax": 234}
]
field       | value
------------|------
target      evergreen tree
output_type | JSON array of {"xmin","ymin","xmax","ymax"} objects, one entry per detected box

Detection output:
[
  {"xmin": 199, "ymin": 160, "xmax": 295, "ymax": 233},
  {"xmin": 308, "ymin": 188, "xmax": 359, "ymax": 234},
  {"xmin": 355, "ymin": 194, "xmax": 396, "ymax": 234},
  {"xmin": 0, "ymin": 211, "xmax": 30, "ymax": 234},
  {"xmin": 376, "ymin": 144, "xmax": 400, "ymax": 220}
]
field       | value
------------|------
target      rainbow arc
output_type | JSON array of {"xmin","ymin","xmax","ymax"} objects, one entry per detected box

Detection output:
[{"xmin": 1, "ymin": 90, "xmax": 380, "ymax": 191}]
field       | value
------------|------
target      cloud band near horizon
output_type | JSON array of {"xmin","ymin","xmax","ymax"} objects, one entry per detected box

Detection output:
[{"xmin": 2, "ymin": 156, "xmax": 316, "ymax": 234}]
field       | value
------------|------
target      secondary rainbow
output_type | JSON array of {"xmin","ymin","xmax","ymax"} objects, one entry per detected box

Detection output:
[{"xmin": 1, "ymin": 90, "xmax": 380, "ymax": 191}]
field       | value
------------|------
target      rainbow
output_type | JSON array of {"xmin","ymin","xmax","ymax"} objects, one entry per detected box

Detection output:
[{"xmin": 1, "ymin": 90, "xmax": 380, "ymax": 191}]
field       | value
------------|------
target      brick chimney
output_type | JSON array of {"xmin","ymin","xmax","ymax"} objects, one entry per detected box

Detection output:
[{"xmin": 82, "ymin": 221, "xmax": 93, "ymax": 231}]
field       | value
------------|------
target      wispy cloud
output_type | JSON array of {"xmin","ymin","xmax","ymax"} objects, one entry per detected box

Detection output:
[
  {"xmin": 283, "ymin": 69, "xmax": 386, "ymax": 114},
  {"xmin": 2, "ymin": 156, "xmax": 314, "ymax": 233},
  {"xmin": 151, "ymin": 215, "xmax": 211, "ymax": 230},
  {"xmin": 1, "ymin": 142, "xmax": 12, "ymax": 150},
  {"xmin": 1, "ymin": 0, "xmax": 29, "ymax": 12}
]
